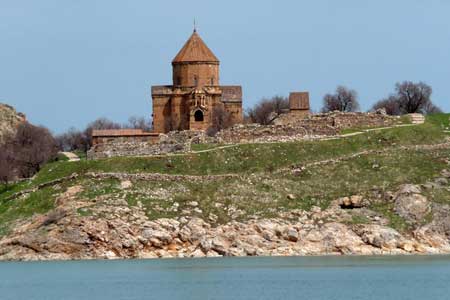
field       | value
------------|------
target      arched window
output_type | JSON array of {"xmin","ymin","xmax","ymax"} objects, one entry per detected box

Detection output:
[
  {"xmin": 194, "ymin": 75, "xmax": 198, "ymax": 86},
  {"xmin": 176, "ymin": 76, "xmax": 181, "ymax": 85},
  {"xmin": 210, "ymin": 77, "xmax": 214, "ymax": 86},
  {"xmin": 194, "ymin": 110, "xmax": 204, "ymax": 122}
]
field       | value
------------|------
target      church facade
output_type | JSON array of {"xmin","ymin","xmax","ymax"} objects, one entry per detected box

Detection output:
[{"xmin": 151, "ymin": 29, "xmax": 243, "ymax": 133}]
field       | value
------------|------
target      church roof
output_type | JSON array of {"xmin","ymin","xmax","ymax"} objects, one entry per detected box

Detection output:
[{"xmin": 172, "ymin": 30, "xmax": 219, "ymax": 64}]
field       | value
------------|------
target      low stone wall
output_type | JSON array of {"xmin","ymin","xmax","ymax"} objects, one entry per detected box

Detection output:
[
  {"xmin": 87, "ymin": 131, "xmax": 207, "ymax": 160},
  {"xmin": 87, "ymin": 112, "xmax": 399, "ymax": 158},
  {"xmin": 216, "ymin": 123, "xmax": 337, "ymax": 143},
  {"xmin": 86, "ymin": 172, "xmax": 239, "ymax": 182},
  {"xmin": 218, "ymin": 111, "xmax": 398, "ymax": 143},
  {"xmin": 276, "ymin": 110, "xmax": 397, "ymax": 128},
  {"xmin": 323, "ymin": 111, "xmax": 398, "ymax": 129}
]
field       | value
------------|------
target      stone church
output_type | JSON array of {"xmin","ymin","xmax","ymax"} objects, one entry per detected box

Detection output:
[{"xmin": 151, "ymin": 29, "xmax": 243, "ymax": 133}]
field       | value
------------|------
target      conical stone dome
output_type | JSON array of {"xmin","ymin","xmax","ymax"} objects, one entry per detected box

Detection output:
[{"xmin": 172, "ymin": 30, "xmax": 219, "ymax": 64}]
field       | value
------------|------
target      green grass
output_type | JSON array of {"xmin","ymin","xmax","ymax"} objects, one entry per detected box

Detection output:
[
  {"xmin": 56, "ymin": 153, "xmax": 70, "ymax": 162},
  {"xmin": 426, "ymin": 113, "xmax": 450, "ymax": 130},
  {"xmin": 1, "ymin": 120, "xmax": 446, "ymax": 206},
  {"xmin": 73, "ymin": 150, "xmax": 87, "ymax": 160},
  {"xmin": 370, "ymin": 202, "xmax": 411, "ymax": 232},
  {"xmin": 78, "ymin": 178, "xmax": 121, "ymax": 199},
  {"xmin": 0, "ymin": 116, "xmax": 449, "ymax": 235},
  {"xmin": 0, "ymin": 186, "xmax": 58, "ymax": 236},
  {"xmin": 80, "ymin": 148, "xmax": 448, "ymax": 227},
  {"xmin": 424, "ymin": 187, "xmax": 450, "ymax": 206},
  {"xmin": 3, "ymin": 122, "xmax": 443, "ymax": 186},
  {"xmin": 348, "ymin": 215, "xmax": 370, "ymax": 225}
]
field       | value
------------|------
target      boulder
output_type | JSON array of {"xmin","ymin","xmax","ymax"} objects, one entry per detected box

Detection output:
[
  {"xmin": 142, "ymin": 229, "xmax": 172, "ymax": 246},
  {"xmin": 338, "ymin": 195, "xmax": 364, "ymax": 209},
  {"xmin": 396, "ymin": 184, "xmax": 421, "ymax": 195},
  {"xmin": 426, "ymin": 204, "xmax": 450, "ymax": 237},
  {"xmin": 285, "ymin": 228, "xmax": 299, "ymax": 242},
  {"xmin": 178, "ymin": 218, "xmax": 209, "ymax": 243},
  {"xmin": 394, "ymin": 185, "xmax": 430, "ymax": 224},
  {"xmin": 199, "ymin": 238, "xmax": 212, "ymax": 253},
  {"xmin": 206, "ymin": 250, "xmax": 222, "ymax": 257},
  {"xmin": 228, "ymin": 247, "xmax": 246, "ymax": 257},
  {"xmin": 434, "ymin": 178, "xmax": 448, "ymax": 186},
  {"xmin": 120, "ymin": 180, "xmax": 133, "ymax": 190},
  {"xmin": 414, "ymin": 224, "xmax": 450, "ymax": 250},
  {"xmin": 211, "ymin": 236, "xmax": 230, "ymax": 255},
  {"xmin": 354, "ymin": 225, "xmax": 403, "ymax": 249},
  {"xmin": 190, "ymin": 248, "xmax": 206, "ymax": 258},
  {"xmin": 441, "ymin": 169, "xmax": 450, "ymax": 178}
]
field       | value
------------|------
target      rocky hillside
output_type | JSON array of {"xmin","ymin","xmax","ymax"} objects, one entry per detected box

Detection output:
[
  {"xmin": 0, "ymin": 114, "xmax": 449, "ymax": 260},
  {"xmin": 0, "ymin": 103, "xmax": 26, "ymax": 143}
]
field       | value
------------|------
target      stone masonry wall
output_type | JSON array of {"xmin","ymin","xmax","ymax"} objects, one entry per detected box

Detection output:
[
  {"xmin": 87, "ymin": 131, "xmax": 207, "ymax": 160},
  {"xmin": 218, "ymin": 111, "xmax": 398, "ymax": 143},
  {"xmin": 88, "ymin": 112, "xmax": 398, "ymax": 158}
]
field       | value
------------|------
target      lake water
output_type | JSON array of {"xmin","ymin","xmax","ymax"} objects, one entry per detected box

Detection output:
[{"xmin": 1, "ymin": 255, "xmax": 450, "ymax": 300}]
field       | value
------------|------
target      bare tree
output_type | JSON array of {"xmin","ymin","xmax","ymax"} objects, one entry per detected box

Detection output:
[
  {"xmin": 321, "ymin": 86, "xmax": 360, "ymax": 113},
  {"xmin": 57, "ymin": 116, "xmax": 154, "ymax": 153},
  {"xmin": 371, "ymin": 96, "xmax": 401, "ymax": 115},
  {"xmin": 207, "ymin": 106, "xmax": 233, "ymax": 136},
  {"xmin": 245, "ymin": 96, "xmax": 289, "ymax": 125},
  {"xmin": 424, "ymin": 102, "xmax": 443, "ymax": 114},
  {"xmin": 0, "ymin": 143, "xmax": 14, "ymax": 186},
  {"xmin": 126, "ymin": 116, "xmax": 152, "ymax": 131},
  {"xmin": 374, "ymin": 81, "xmax": 441, "ymax": 115},
  {"xmin": 7, "ymin": 123, "xmax": 58, "ymax": 178},
  {"xmin": 56, "ymin": 127, "xmax": 89, "ymax": 152},
  {"xmin": 84, "ymin": 118, "xmax": 122, "ymax": 148},
  {"xmin": 396, "ymin": 81, "xmax": 433, "ymax": 114}
]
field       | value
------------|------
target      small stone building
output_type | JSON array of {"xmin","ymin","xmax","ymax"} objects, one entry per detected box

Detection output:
[
  {"xmin": 151, "ymin": 29, "xmax": 243, "ymax": 133},
  {"xmin": 289, "ymin": 92, "xmax": 310, "ymax": 117}
]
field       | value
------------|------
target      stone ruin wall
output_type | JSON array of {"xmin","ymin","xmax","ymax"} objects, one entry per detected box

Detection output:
[
  {"xmin": 87, "ymin": 112, "xmax": 398, "ymax": 159},
  {"xmin": 87, "ymin": 131, "xmax": 208, "ymax": 160},
  {"xmin": 217, "ymin": 111, "xmax": 398, "ymax": 144}
]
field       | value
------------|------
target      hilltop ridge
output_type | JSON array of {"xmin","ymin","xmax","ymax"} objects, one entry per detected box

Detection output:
[{"xmin": 0, "ymin": 114, "xmax": 450, "ymax": 260}]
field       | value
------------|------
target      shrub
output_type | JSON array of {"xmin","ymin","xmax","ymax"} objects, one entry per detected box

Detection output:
[
  {"xmin": 321, "ymin": 86, "xmax": 360, "ymax": 113},
  {"xmin": 372, "ymin": 81, "xmax": 441, "ymax": 115},
  {"xmin": 0, "ymin": 123, "xmax": 58, "ymax": 182},
  {"xmin": 245, "ymin": 96, "xmax": 289, "ymax": 125}
]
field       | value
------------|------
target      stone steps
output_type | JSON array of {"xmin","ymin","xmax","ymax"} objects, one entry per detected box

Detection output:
[{"xmin": 407, "ymin": 113, "xmax": 425, "ymax": 124}]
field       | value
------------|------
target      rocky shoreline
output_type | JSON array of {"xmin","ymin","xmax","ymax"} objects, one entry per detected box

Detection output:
[{"xmin": 1, "ymin": 175, "xmax": 450, "ymax": 261}]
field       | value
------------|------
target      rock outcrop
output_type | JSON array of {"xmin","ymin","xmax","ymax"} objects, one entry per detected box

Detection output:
[
  {"xmin": 394, "ymin": 185, "xmax": 430, "ymax": 224},
  {"xmin": 0, "ymin": 103, "xmax": 26, "ymax": 143},
  {"xmin": 1, "ymin": 182, "xmax": 450, "ymax": 261}
]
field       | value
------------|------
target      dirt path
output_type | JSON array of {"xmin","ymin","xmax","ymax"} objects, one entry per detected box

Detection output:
[
  {"xmin": 275, "ymin": 141, "xmax": 450, "ymax": 175},
  {"xmin": 100, "ymin": 123, "xmax": 424, "ymax": 159},
  {"xmin": 6, "ymin": 141, "xmax": 450, "ymax": 201},
  {"xmin": 60, "ymin": 152, "xmax": 80, "ymax": 162},
  {"xmin": 188, "ymin": 123, "xmax": 423, "ymax": 154}
]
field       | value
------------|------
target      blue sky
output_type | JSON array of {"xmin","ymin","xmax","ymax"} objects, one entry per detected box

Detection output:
[{"xmin": 1, "ymin": 0, "xmax": 449, "ymax": 133}]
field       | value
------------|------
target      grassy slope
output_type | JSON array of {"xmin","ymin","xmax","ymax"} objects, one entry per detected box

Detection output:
[{"xmin": 0, "ymin": 113, "xmax": 449, "ymax": 235}]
